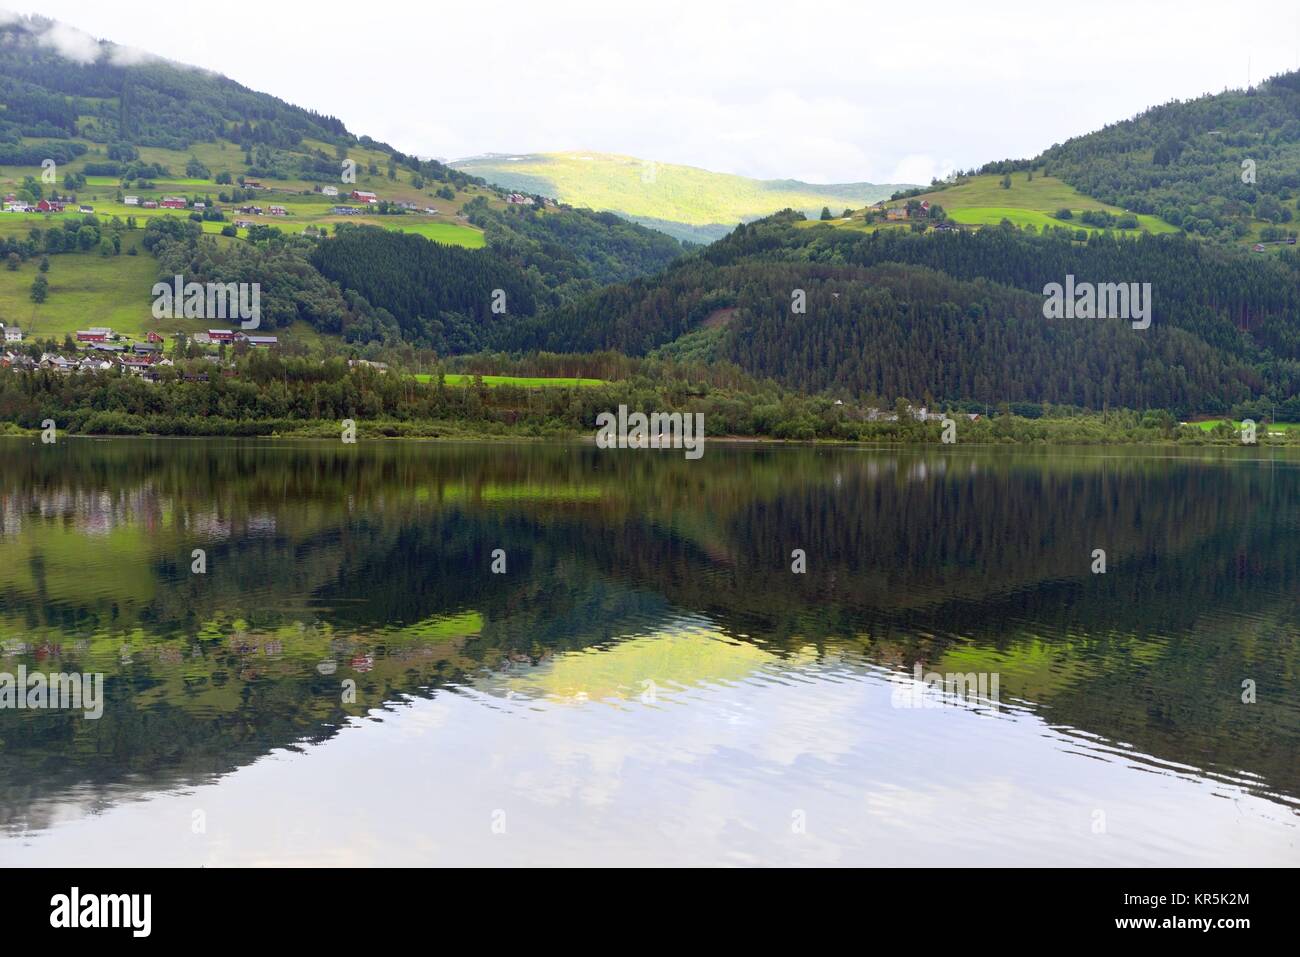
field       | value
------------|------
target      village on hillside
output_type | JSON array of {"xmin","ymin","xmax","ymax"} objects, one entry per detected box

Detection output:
[{"xmin": 0, "ymin": 322, "xmax": 281, "ymax": 380}]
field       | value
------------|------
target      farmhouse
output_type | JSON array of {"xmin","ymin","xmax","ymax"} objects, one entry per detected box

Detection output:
[
  {"xmin": 885, "ymin": 207, "xmax": 908, "ymax": 221},
  {"xmin": 2, "ymin": 325, "xmax": 22, "ymax": 343},
  {"xmin": 268, "ymin": 205, "xmax": 288, "ymax": 216},
  {"xmin": 505, "ymin": 193, "xmax": 535, "ymax": 205},
  {"xmin": 160, "ymin": 197, "xmax": 187, "ymax": 209},
  {"xmin": 193, "ymin": 201, "xmax": 206, "ymax": 209},
  {"xmin": 40, "ymin": 354, "xmax": 76, "ymax": 373},
  {"xmin": 351, "ymin": 190, "xmax": 378, "ymax": 204},
  {"xmin": 243, "ymin": 335, "xmax": 279, "ymax": 347},
  {"xmin": 322, "ymin": 186, "xmax": 339, "ymax": 197},
  {"xmin": 331, "ymin": 205, "xmax": 363, "ymax": 215},
  {"xmin": 147, "ymin": 331, "xmax": 165, "ymax": 343},
  {"xmin": 207, "ymin": 329, "xmax": 236, "ymax": 343},
  {"xmin": 234, "ymin": 219, "xmax": 257, "ymax": 228},
  {"xmin": 76, "ymin": 327, "xmax": 113, "ymax": 343},
  {"xmin": 79, "ymin": 205, "xmax": 93, "ymax": 214},
  {"xmin": 36, "ymin": 199, "xmax": 64, "ymax": 212},
  {"xmin": 119, "ymin": 355, "xmax": 155, "ymax": 374},
  {"xmin": 4, "ymin": 202, "xmax": 31, "ymax": 213},
  {"xmin": 124, "ymin": 196, "xmax": 139, "ymax": 206},
  {"xmin": 141, "ymin": 201, "xmax": 158, "ymax": 209}
]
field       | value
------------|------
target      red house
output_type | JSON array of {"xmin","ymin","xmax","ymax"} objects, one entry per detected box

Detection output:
[
  {"xmin": 351, "ymin": 190, "xmax": 378, "ymax": 204},
  {"xmin": 147, "ymin": 331, "xmax": 164, "ymax": 343},
  {"xmin": 36, "ymin": 199, "xmax": 64, "ymax": 213},
  {"xmin": 160, "ymin": 198, "xmax": 187, "ymax": 209},
  {"xmin": 208, "ymin": 329, "xmax": 235, "ymax": 343},
  {"xmin": 77, "ymin": 329, "xmax": 109, "ymax": 343}
]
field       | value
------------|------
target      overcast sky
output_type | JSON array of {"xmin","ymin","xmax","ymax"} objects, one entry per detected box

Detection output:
[{"xmin": 7, "ymin": 0, "xmax": 1300, "ymax": 185}]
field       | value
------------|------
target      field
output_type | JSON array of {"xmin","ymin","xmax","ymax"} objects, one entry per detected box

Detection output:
[
  {"xmin": 0, "ymin": 238, "xmax": 332, "ymax": 349},
  {"xmin": 0, "ymin": 131, "xmax": 493, "ymax": 249},
  {"xmin": 1187, "ymin": 419, "xmax": 1300, "ymax": 431},
  {"xmin": 453, "ymin": 151, "xmax": 911, "ymax": 241},
  {"xmin": 414, "ymin": 374, "xmax": 607, "ymax": 388},
  {"xmin": 0, "ymin": 237, "xmax": 158, "ymax": 338},
  {"xmin": 793, "ymin": 174, "xmax": 1180, "ymax": 236},
  {"xmin": 910, "ymin": 174, "xmax": 1178, "ymax": 233},
  {"xmin": 0, "ymin": 132, "xmax": 502, "ymax": 342}
]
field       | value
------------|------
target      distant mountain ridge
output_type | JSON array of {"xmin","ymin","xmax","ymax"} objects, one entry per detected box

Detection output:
[{"xmin": 452, "ymin": 151, "xmax": 913, "ymax": 242}]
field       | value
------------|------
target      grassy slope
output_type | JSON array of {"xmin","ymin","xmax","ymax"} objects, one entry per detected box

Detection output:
[
  {"xmin": 0, "ymin": 133, "xmax": 490, "ymax": 248},
  {"xmin": 798, "ymin": 173, "xmax": 1179, "ymax": 236},
  {"xmin": 453, "ymin": 151, "xmax": 911, "ymax": 240},
  {"xmin": 0, "ymin": 134, "xmax": 502, "ymax": 340},
  {"xmin": 0, "ymin": 232, "xmax": 332, "ymax": 347}
]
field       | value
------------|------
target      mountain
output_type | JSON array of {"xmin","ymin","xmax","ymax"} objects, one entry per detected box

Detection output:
[
  {"xmin": 452, "ymin": 151, "xmax": 912, "ymax": 242},
  {"xmin": 975, "ymin": 72, "xmax": 1300, "ymax": 245},
  {"xmin": 0, "ymin": 15, "xmax": 683, "ymax": 351},
  {"xmin": 5, "ymin": 12, "xmax": 1300, "ymax": 422},
  {"xmin": 501, "ymin": 209, "xmax": 1300, "ymax": 416}
]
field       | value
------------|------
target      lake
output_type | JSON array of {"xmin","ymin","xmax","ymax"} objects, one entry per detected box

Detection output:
[{"xmin": 0, "ymin": 437, "xmax": 1296, "ymax": 866}]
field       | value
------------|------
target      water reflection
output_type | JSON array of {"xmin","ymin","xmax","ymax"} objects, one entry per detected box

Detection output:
[{"xmin": 0, "ymin": 438, "xmax": 1297, "ymax": 864}]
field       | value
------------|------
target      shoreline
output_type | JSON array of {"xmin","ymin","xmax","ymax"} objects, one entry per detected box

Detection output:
[{"xmin": 2, "ymin": 426, "xmax": 1295, "ymax": 449}]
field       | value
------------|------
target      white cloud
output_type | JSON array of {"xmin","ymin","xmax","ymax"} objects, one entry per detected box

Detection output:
[
  {"xmin": 35, "ymin": 20, "xmax": 100, "ymax": 64},
  {"xmin": 12, "ymin": 0, "xmax": 1300, "ymax": 184},
  {"xmin": 106, "ymin": 42, "xmax": 157, "ymax": 67}
]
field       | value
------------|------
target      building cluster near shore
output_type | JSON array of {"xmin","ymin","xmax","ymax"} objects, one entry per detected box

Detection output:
[{"xmin": 0, "ymin": 324, "xmax": 279, "ymax": 378}]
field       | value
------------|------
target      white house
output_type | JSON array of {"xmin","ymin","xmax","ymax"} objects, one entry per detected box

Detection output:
[
  {"xmin": 322, "ymin": 186, "xmax": 339, "ymax": 197},
  {"xmin": 124, "ymin": 196, "xmax": 139, "ymax": 206},
  {"xmin": 2, "ymin": 326, "xmax": 22, "ymax": 343}
]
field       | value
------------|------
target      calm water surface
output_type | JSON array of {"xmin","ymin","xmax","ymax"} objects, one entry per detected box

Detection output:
[{"xmin": 0, "ymin": 437, "xmax": 1296, "ymax": 865}]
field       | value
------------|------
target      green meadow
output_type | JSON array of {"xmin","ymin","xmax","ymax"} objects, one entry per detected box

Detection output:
[
  {"xmin": 903, "ymin": 174, "xmax": 1178, "ymax": 234},
  {"xmin": 0, "ymin": 239, "xmax": 333, "ymax": 348},
  {"xmin": 0, "ymin": 130, "xmax": 496, "ymax": 250},
  {"xmin": 1187, "ymin": 419, "xmax": 1300, "ymax": 431},
  {"xmin": 0, "ymin": 238, "xmax": 159, "ymax": 338},
  {"xmin": 794, "ymin": 174, "xmax": 1181, "ymax": 237}
]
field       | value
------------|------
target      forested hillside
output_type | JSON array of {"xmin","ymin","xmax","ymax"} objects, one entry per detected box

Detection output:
[
  {"xmin": 0, "ymin": 14, "xmax": 685, "ymax": 350},
  {"xmin": 999, "ymin": 71, "xmax": 1300, "ymax": 243},
  {"xmin": 502, "ymin": 212, "xmax": 1300, "ymax": 414}
]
